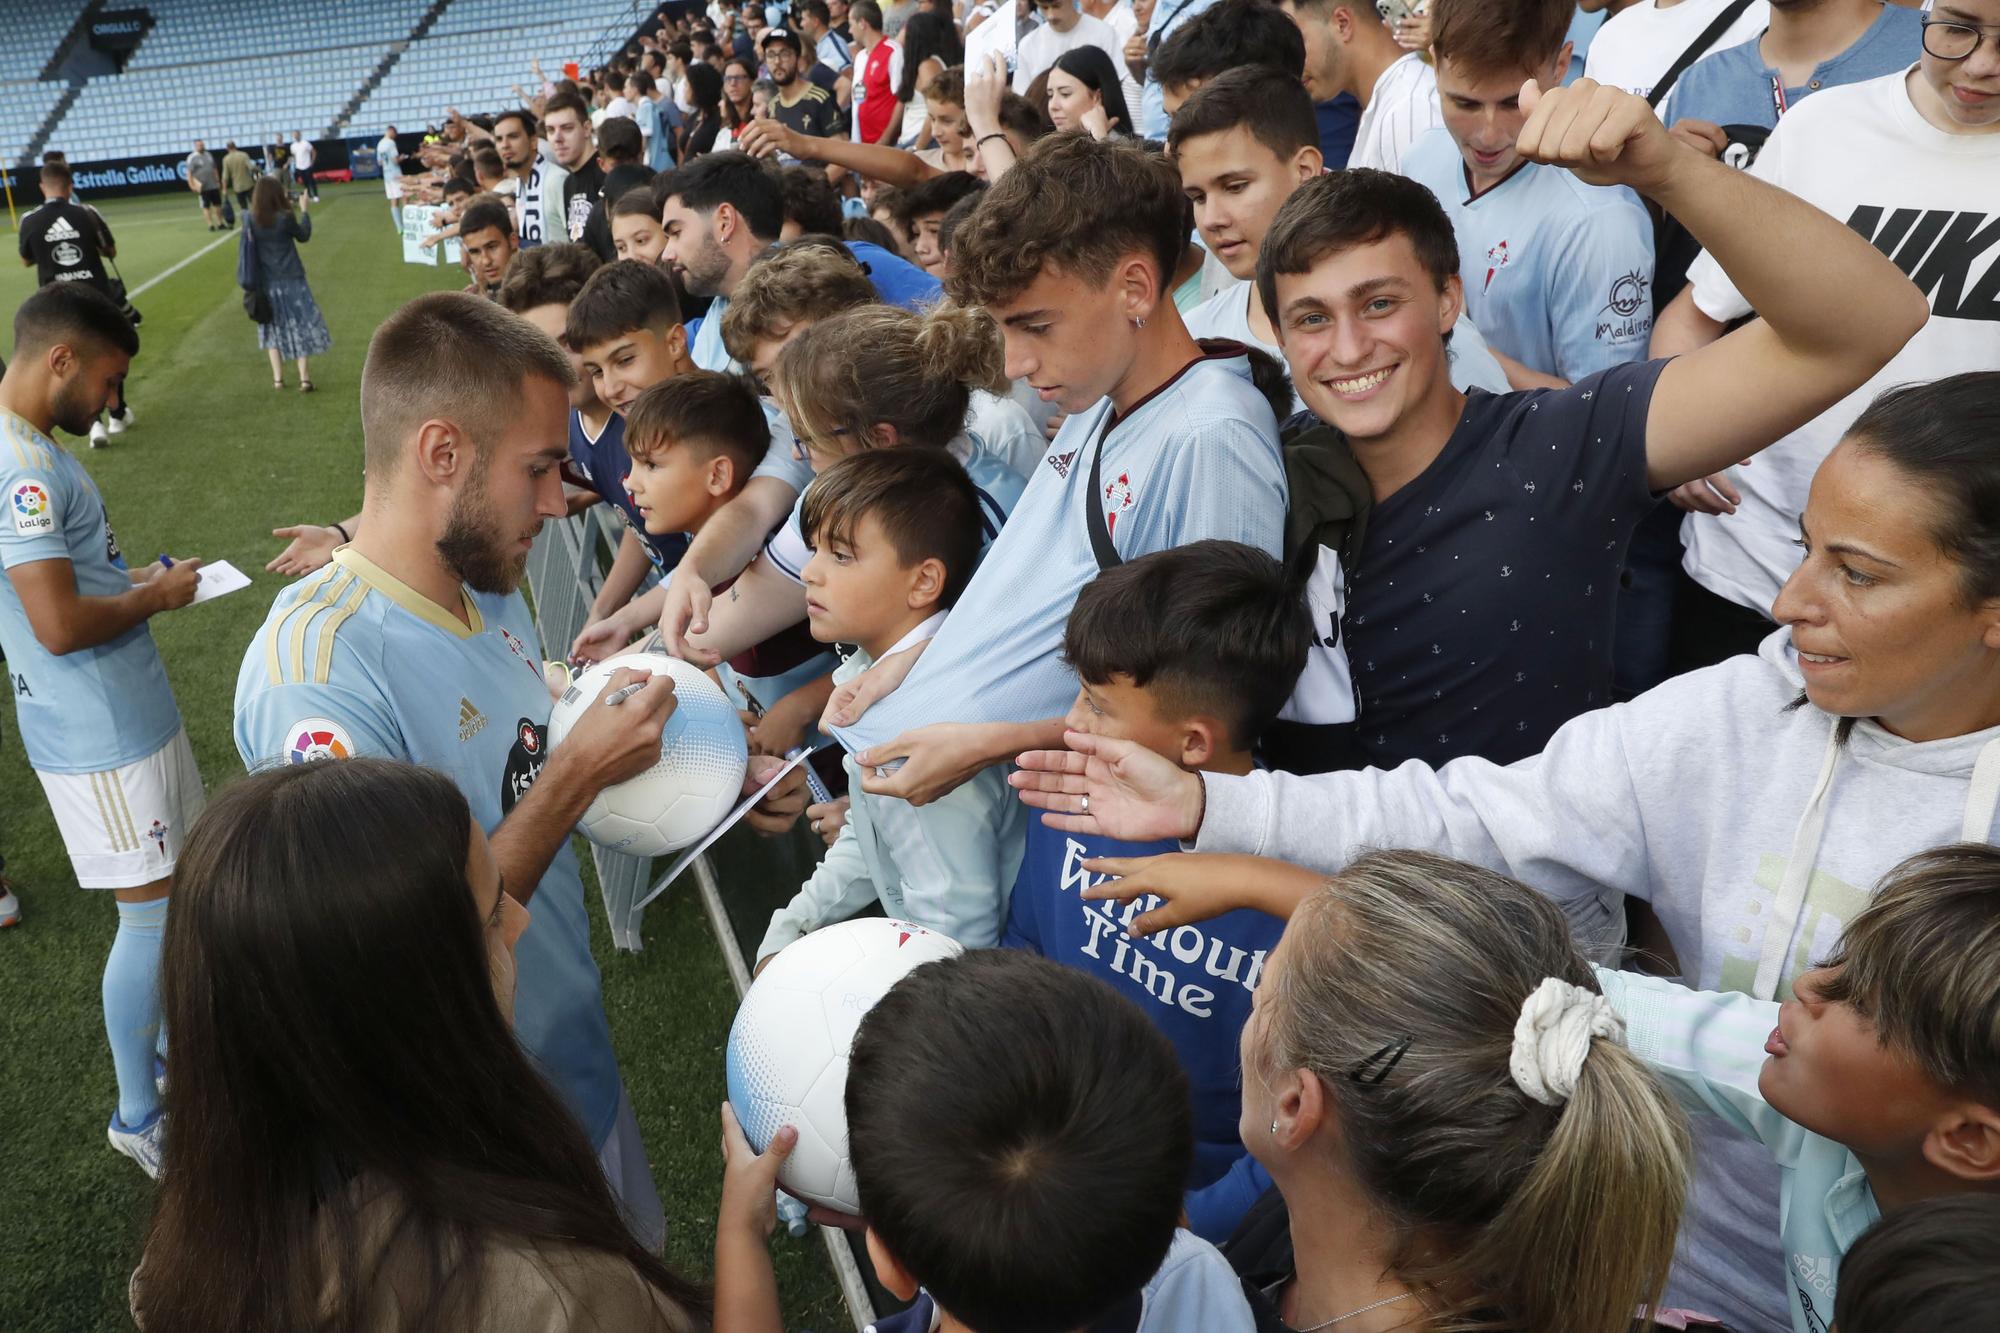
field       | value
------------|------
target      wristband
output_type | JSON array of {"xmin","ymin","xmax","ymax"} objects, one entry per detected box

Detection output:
[
  {"xmin": 331, "ymin": 522, "xmax": 351, "ymax": 544},
  {"xmin": 976, "ymin": 132, "xmax": 1010, "ymax": 149}
]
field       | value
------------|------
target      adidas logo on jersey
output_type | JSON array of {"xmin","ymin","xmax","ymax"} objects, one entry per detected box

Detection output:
[
  {"xmin": 1046, "ymin": 449, "xmax": 1077, "ymax": 478},
  {"xmin": 458, "ymin": 696, "xmax": 488, "ymax": 742},
  {"xmin": 43, "ymin": 215, "xmax": 81, "ymax": 242}
]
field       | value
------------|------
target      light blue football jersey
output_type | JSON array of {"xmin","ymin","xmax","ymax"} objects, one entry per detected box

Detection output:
[
  {"xmin": 0, "ymin": 409, "xmax": 182, "ymax": 774},
  {"xmin": 233, "ymin": 548, "xmax": 623, "ymax": 1148},
  {"xmin": 833, "ymin": 351, "xmax": 1287, "ymax": 751},
  {"xmin": 689, "ymin": 296, "xmax": 738, "ymax": 373},
  {"xmin": 1402, "ymin": 128, "xmax": 1656, "ymax": 382}
]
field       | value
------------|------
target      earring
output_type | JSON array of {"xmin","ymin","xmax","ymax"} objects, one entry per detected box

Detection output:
[
  {"xmin": 1270, "ymin": 1119, "xmax": 1279, "ymax": 1137},
  {"xmin": 1131, "ymin": 316, "xmax": 1147, "ymax": 330}
]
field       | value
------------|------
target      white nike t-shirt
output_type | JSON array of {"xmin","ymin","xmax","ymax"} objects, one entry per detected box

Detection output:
[{"xmin": 1680, "ymin": 70, "xmax": 2000, "ymax": 616}]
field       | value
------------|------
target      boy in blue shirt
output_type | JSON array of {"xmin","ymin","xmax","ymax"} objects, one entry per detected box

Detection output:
[
  {"xmin": 1595, "ymin": 842, "xmax": 2000, "ymax": 1333},
  {"xmin": 717, "ymin": 949, "xmax": 1256, "ymax": 1333},
  {"xmin": 1401, "ymin": 0, "xmax": 1656, "ymax": 386},
  {"xmin": 1005, "ymin": 540, "xmax": 1308, "ymax": 1240},
  {"xmin": 755, "ymin": 449, "xmax": 1025, "ymax": 964},
  {"xmin": 0, "ymin": 283, "xmax": 205, "ymax": 1177}
]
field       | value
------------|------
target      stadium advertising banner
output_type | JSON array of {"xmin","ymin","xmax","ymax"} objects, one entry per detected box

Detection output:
[
  {"xmin": 89, "ymin": 9, "xmax": 154, "ymax": 54},
  {"xmin": 5, "ymin": 141, "xmax": 347, "ymax": 201}
]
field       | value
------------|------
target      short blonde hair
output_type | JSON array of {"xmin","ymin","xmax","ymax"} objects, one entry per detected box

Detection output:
[{"xmin": 361, "ymin": 292, "xmax": 573, "ymax": 477}]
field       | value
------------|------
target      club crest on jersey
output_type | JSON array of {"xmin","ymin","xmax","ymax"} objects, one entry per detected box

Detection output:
[
  {"xmin": 286, "ymin": 717, "xmax": 356, "ymax": 764},
  {"xmin": 1484, "ymin": 239, "xmax": 1511, "ymax": 292},
  {"xmin": 148, "ymin": 820, "xmax": 169, "ymax": 854},
  {"xmin": 501, "ymin": 717, "xmax": 550, "ymax": 813},
  {"xmin": 11, "ymin": 481, "xmax": 54, "ymax": 534},
  {"xmin": 1103, "ymin": 472, "xmax": 1136, "ymax": 536},
  {"xmin": 52, "ymin": 242, "xmax": 82, "ymax": 267},
  {"xmin": 498, "ymin": 626, "xmax": 540, "ymax": 678}
]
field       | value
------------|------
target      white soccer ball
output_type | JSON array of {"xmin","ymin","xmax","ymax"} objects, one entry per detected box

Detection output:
[
  {"xmin": 546, "ymin": 651, "xmax": 749, "ymax": 857},
  {"xmin": 726, "ymin": 918, "xmax": 965, "ymax": 1214}
]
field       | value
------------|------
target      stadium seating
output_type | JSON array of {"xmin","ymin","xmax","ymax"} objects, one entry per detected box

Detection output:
[
  {"xmin": 0, "ymin": 1, "xmax": 84, "ymax": 86},
  {"xmin": 9, "ymin": 0, "xmax": 645, "ymax": 167},
  {"xmin": 123, "ymin": 0, "xmax": 433, "ymax": 70},
  {"xmin": 350, "ymin": 1, "xmax": 648, "ymax": 133}
]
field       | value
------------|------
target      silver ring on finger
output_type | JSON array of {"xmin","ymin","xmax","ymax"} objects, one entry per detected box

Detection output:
[
  {"xmin": 811, "ymin": 818, "xmax": 823, "ymax": 833},
  {"xmin": 1080, "ymin": 793, "xmax": 1091, "ymax": 815}
]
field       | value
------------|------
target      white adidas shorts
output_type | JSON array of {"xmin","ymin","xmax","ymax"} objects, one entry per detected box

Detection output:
[{"xmin": 34, "ymin": 729, "xmax": 205, "ymax": 890}]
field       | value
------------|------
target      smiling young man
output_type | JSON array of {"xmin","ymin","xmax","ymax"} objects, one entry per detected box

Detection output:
[
  {"xmin": 1400, "ymin": 0, "xmax": 1657, "ymax": 388},
  {"xmin": 1652, "ymin": 0, "xmax": 2000, "ymax": 674},
  {"xmin": 1241, "ymin": 72, "xmax": 1926, "ymax": 776},
  {"xmin": 1174, "ymin": 68, "xmax": 1510, "ymax": 411}
]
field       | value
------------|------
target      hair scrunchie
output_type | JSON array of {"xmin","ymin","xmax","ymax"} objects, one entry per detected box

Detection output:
[{"xmin": 1509, "ymin": 977, "xmax": 1624, "ymax": 1107}]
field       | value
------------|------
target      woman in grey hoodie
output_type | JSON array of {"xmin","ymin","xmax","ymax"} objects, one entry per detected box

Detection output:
[{"xmin": 1009, "ymin": 371, "xmax": 2000, "ymax": 1333}]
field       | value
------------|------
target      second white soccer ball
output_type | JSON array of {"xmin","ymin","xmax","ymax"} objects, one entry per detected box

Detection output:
[
  {"xmin": 546, "ymin": 651, "xmax": 748, "ymax": 856},
  {"xmin": 725, "ymin": 918, "xmax": 966, "ymax": 1214}
]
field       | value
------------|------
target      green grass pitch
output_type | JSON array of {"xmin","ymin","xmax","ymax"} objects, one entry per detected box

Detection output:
[{"xmin": 0, "ymin": 183, "xmax": 846, "ymax": 1331}]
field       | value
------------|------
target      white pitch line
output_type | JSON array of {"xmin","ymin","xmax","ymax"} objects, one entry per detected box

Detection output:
[{"xmin": 127, "ymin": 227, "xmax": 239, "ymax": 299}]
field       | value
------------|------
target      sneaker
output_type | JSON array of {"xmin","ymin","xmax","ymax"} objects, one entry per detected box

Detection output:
[
  {"xmin": 0, "ymin": 888, "xmax": 19, "ymax": 928},
  {"xmin": 88, "ymin": 420, "xmax": 109, "ymax": 448},
  {"xmin": 108, "ymin": 1110, "xmax": 165, "ymax": 1179},
  {"xmin": 106, "ymin": 405, "xmax": 133, "ymax": 435}
]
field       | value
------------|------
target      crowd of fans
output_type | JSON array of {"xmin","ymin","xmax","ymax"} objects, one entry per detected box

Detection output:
[{"xmin": 5, "ymin": 0, "xmax": 2000, "ymax": 1329}]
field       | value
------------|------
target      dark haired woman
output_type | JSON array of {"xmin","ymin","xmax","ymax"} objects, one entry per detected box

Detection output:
[
  {"xmin": 244, "ymin": 175, "xmax": 329, "ymax": 391},
  {"xmin": 1045, "ymin": 45, "xmax": 1132, "ymax": 140},
  {"xmin": 132, "ymin": 759, "xmax": 707, "ymax": 1332},
  {"xmin": 1017, "ymin": 370, "xmax": 2000, "ymax": 1333},
  {"xmin": 682, "ymin": 60, "xmax": 726, "ymax": 157},
  {"xmin": 895, "ymin": 10, "xmax": 964, "ymax": 148}
]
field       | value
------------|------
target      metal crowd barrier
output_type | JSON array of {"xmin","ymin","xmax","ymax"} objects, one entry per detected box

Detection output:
[{"xmin": 524, "ymin": 506, "xmax": 881, "ymax": 1331}]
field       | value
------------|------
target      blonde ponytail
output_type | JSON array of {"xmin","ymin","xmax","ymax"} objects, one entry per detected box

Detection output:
[
  {"xmin": 1261, "ymin": 851, "xmax": 1689, "ymax": 1333},
  {"xmin": 777, "ymin": 302, "xmax": 1002, "ymax": 458}
]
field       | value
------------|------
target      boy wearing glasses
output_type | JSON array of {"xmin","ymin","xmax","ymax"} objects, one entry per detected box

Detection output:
[{"xmin": 1653, "ymin": 0, "xmax": 2000, "ymax": 676}]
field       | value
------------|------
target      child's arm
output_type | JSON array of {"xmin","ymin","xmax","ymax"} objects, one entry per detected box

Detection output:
[
  {"xmin": 1077, "ymin": 853, "xmax": 1329, "ymax": 937},
  {"xmin": 1593, "ymin": 968, "xmax": 1810, "ymax": 1163},
  {"xmin": 570, "ymin": 583, "xmax": 668, "ymax": 666},
  {"xmin": 756, "ymin": 819, "xmax": 879, "ymax": 968},
  {"xmin": 715, "ymin": 1104, "xmax": 795, "ymax": 1333},
  {"xmin": 588, "ymin": 529, "xmax": 653, "ymax": 625},
  {"xmin": 696, "ymin": 554, "xmax": 810, "ymax": 663}
]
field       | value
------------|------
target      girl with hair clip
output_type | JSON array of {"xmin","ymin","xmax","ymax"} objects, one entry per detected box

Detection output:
[
  {"xmin": 684, "ymin": 301, "xmax": 1036, "ymax": 667},
  {"xmin": 1017, "ymin": 369, "xmax": 2000, "ymax": 1332},
  {"xmin": 1046, "ymin": 45, "xmax": 1134, "ymax": 140},
  {"xmin": 131, "ymin": 759, "xmax": 707, "ymax": 1333},
  {"xmin": 1237, "ymin": 849, "xmax": 1690, "ymax": 1333}
]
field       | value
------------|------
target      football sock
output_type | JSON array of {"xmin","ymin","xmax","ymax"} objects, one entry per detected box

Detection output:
[{"xmin": 105, "ymin": 897, "xmax": 168, "ymax": 1128}]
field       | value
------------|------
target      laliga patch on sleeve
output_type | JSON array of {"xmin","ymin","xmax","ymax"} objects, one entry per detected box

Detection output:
[
  {"xmin": 285, "ymin": 717, "xmax": 357, "ymax": 764},
  {"xmin": 10, "ymin": 480, "xmax": 56, "ymax": 535}
]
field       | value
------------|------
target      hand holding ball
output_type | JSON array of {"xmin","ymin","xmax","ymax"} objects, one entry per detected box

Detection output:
[
  {"xmin": 546, "ymin": 651, "xmax": 749, "ymax": 856},
  {"xmin": 726, "ymin": 919, "xmax": 965, "ymax": 1214}
]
